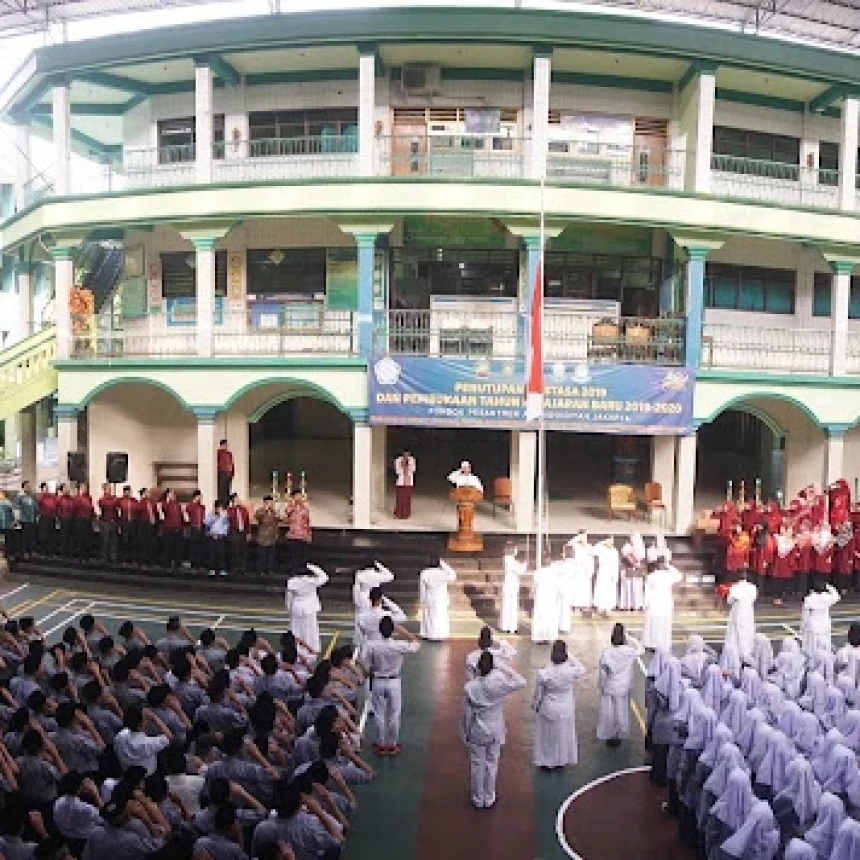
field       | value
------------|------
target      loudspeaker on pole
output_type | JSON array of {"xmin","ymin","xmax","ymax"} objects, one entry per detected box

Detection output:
[
  {"xmin": 106, "ymin": 452, "xmax": 129, "ymax": 485},
  {"xmin": 67, "ymin": 451, "xmax": 88, "ymax": 484}
]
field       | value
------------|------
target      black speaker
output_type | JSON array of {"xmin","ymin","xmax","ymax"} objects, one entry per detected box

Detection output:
[
  {"xmin": 67, "ymin": 451, "xmax": 87, "ymax": 484},
  {"xmin": 106, "ymin": 452, "xmax": 129, "ymax": 485}
]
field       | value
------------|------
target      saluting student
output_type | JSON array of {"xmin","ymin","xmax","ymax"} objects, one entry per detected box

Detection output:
[
  {"xmin": 116, "ymin": 485, "xmax": 139, "ymax": 566},
  {"xmin": 159, "ymin": 489, "xmax": 184, "ymax": 570},
  {"xmin": 419, "ymin": 559, "xmax": 457, "ymax": 641},
  {"xmin": 97, "ymin": 483, "xmax": 119, "ymax": 564},
  {"xmin": 597, "ymin": 624, "xmax": 645, "ymax": 747},
  {"xmin": 285, "ymin": 562, "xmax": 329, "ymax": 653},
  {"xmin": 500, "ymin": 544, "xmax": 526, "ymax": 634},
  {"xmin": 36, "ymin": 482, "xmax": 57, "ymax": 555},
  {"xmin": 227, "ymin": 493, "xmax": 250, "ymax": 574},
  {"xmin": 185, "ymin": 490, "xmax": 206, "ymax": 570},
  {"xmin": 136, "ymin": 488, "xmax": 159, "ymax": 565}
]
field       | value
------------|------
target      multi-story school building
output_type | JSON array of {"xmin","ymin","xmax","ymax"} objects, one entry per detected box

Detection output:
[{"xmin": 3, "ymin": 5, "xmax": 860, "ymax": 534}]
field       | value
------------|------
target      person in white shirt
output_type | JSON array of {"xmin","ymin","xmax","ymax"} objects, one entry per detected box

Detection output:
[
  {"xmin": 592, "ymin": 537, "xmax": 620, "ymax": 616},
  {"xmin": 465, "ymin": 626, "xmax": 517, "ymax": 682},
  {"xmin": 419, "ymin": 559, "xmax": 457, "ymax": 641},
  {"xmin": 801, "ymin": 582, "xmax": 841, "ymax": 654},
  {"xmin": 447, "ymin": 461, "xmax": 484, "ymax": 493},
  {"xmin": 365, "ymin": 615, "xmax": 421, "ymax": 755},
  {"xmin": 460, "ymin": 651, "xmax": 526, "ymax": 809},
  {"xmin": 356, "ymin": 586, "xmax": 408, "ymax": 661},
  {"xmin": 725, "ymin": 571, "xmax": 758, "ymax": 662},
  {"xmin": 500, "ymin": 543, "xmax": 526, "ymax": 634},
  {"xmin": 533, "ymin": 639, "xmax": 587, "ymax": 770},
  {"xmin": 646, "ymin": 533, "xmax": 673, "ymax": 564},
  {"xmin": 285, "ymin": 562, "xmax": 329, "ymax": 653},
  {"xmin": 597, "ymin": 623, "xmax": 645, "ymax": 747},
  {"xmin": 113, "ymin": 705, "xmax": 173, "ymax": 775},
  {"xmin": 353, "ymin": 561, "xmax": 395, "ymax": 644},
  {"xmin": 619, "ymin": 532, "xmax": 647, "ymax": 611},
  {"xmin": 565, "ymin": 532, "xmax": 595, "ymax": 625},
  {"xmin": 642, "ymin": 558, "xmax": 683, "ymax": 652},
  {"xmin": 531, "ymin": 560, "xmax": 560, "ymax": 644},
  {"xmin": 393, "ymin": 451, "xmax": 417, "ymax": 519}
]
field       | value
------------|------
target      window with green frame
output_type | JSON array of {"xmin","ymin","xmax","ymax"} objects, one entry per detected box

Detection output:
[
  {"xmin": 812, "ymin": 271, "xmax": 860, "ymax": 318},
  {"xmin": 817, "ymin": 141, "xmax": 860, "ymax": 188},
  {"xmin": 712, "ymin": 127, "xmax": 800, "ymax": 178},
  {"xmin": 248, "ymin": 109, "xmax": 358, "ymax": 155},
  {"xmin": 705, "ymin": 264, "xmax": 795, "ymax": 314}
]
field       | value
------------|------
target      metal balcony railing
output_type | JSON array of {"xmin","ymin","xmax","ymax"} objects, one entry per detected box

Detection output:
[{"xmin": 701, "ymin": 323, "xmax": 832, "ymax": 373}]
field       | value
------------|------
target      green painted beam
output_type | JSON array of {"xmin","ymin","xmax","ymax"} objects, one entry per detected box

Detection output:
[
  {"xmin": 716, "ymin": 88, "xmax": 806, "ymax": 114},
  {"xmin": 244, "ymin": 68, "xmax": 358, "ymax": 86},
  {"xmin": 122, "ymin": 93, "xmax": 148, "ymax": 114},
  {"xmin": 810, "ymin": 84, "xmax": 846, "ymax": 113},
  {"xmin": 551, "ymin": 71, "xmax": 673, "ymax": 93},
  {"xmin": 76, "ymin": 71, "xmax": 153, "ymax": 95},
  {"xmin": 442, "ymin": 67, "xmax": 526, "ymax": 82},
  {"xmin": 17, "ymin": 76, "xmax": 57, "ymax": 117},
  {"xmin": 202, "ymin": 53, "xmax": 241, "ymax": 86},
  {"xmin": 31, "ymin": 116, "xmax": 123, "ymax": 161},
  {"xmin": 29, "ymin": 102, "xmax": 128, "ymax": 117}
]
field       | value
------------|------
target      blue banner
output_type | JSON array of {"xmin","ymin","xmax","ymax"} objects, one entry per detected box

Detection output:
[{"xmin": 369, "ymin": 355, "xmax": 693, "ymax": 434}]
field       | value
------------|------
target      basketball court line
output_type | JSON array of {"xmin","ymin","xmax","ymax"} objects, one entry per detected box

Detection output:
[
  {"xmin": 0, "ymin": 583, "xmax": 31, "ymax": 601},
  {"xmin": 555, "ymin": 766, "xmax": 651, "ymax": 860}
]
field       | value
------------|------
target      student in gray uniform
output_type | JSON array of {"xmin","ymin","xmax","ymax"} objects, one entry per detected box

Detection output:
[
  {"xmin": 193, "ymin": 801, "xmax": 248, "ymax": 860},
  {"xmin": 51, "ymin": 702, "xmax": 104, "ymax": 776}
]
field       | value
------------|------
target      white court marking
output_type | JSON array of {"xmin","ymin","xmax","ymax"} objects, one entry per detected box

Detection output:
[
  {"xmin": 0, "ymin": 583, "xmax": 31, "ymax": 601},
  {"xmin": 43, "ymin": 602, "xmax": 96, "ymax": 638},
  {"xmin": 556, "ymin": 766, "xmax": 651, "ymax": 860}
]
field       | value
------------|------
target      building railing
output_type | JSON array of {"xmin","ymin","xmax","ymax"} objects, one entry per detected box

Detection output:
[
  {"xmin": 213, "ymin": 136, "xmax": 360, "ymax": 182},
  {"xmin": 377, "ymin": 136, "xmax": 525, "ymax": 179},
  {"xmin": 701, "ymin": 323, "xmax": 832, "ymax": 373},
  {"xmin": 547, "ymin": 142, "xmax": 686, "ymax": 190},
  {"xmin": 710, "ymin": 155, "xmax": 840, "ymax": 209},
  {"xmin": 374, "ymin": 310, "xmax": 685, "ymax": 365}
]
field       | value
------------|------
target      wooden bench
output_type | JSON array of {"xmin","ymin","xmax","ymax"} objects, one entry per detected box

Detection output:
[{"xmin": 153, "ymin": 461, "xmax": 199, "ymax": 502}]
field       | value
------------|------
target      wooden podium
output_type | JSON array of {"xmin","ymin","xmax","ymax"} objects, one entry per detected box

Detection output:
[{"xmin": 448, "ymin": 486, "xmax": 484, "ymax": 552}]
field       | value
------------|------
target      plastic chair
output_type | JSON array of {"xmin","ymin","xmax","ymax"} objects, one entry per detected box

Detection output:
[{"xmin": 645, "ymin": 481, "xmax": 667, "ymax": 526}]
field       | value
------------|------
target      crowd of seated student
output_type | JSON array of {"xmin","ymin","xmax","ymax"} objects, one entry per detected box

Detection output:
[{"xmin": 0, "ymin": 608, "xmax": 374, "ymax": 859}]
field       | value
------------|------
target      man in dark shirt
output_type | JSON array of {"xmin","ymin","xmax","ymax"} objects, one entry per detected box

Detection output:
[
  {"xmin": 159, "ymin": 490, "xmax": 184, "ymax": 570},
  {"xmin": 185, "ymin": 490, "xmax": 206, "ymax": 570},
  {"xmin": 56, "ymin": 485, "xmax": 75, "ymax": 559},
  {"xmin": 97, "ymin": 483, "xmax": 119, "ymax": 564},
  {"xmin": 216, "ymin": 440, "xmax": 234, "ymax": 507},
  {"xmin": 116, "ymin": 486, "xmax": 138, "ymax": 567},
  {"xmin": 37, "ymin": 482, "xmax": 57, "ymax": 556}
]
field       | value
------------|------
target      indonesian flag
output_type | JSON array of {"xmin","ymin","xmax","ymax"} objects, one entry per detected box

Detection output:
[{"xmin": 525, "ymin": 258, "xmax": 544, "ymax": 421}]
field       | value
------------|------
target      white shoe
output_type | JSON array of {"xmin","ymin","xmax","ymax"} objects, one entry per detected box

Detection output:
[
  {"xmin": 208, "ymin": 570, "xmax": 216, "ymax": 576},
  {"xmin": 219, "ymin": 570, "xmax": 228, "ymax": 576}
]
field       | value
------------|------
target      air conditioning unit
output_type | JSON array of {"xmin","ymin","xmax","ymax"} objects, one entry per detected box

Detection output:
[{"xmin": 401, "ymin": 64, "xmax": 441, "ymax": 95}]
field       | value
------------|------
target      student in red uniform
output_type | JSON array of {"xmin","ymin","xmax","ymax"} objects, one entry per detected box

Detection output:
[
  {"xmin": 811, "ymin": 521, "xmax": 835, "ymax": 590},
  {"xmin": 97, "ymin": 483, "xmax": 119, "ymax": 564},
  {"xmin": 793, "ymin": 520, "xmax": 813, "ymax": 598},
  {"xmin": 741, "ymin": 499, "xmax": 760, "ymax": 533},
  {"xmin": 216, "ymin": 439, "xmax": 234, "ymax": 507},
  {"xmin": 853, "ymin": 525, "xmax": 860, "ymax": 593},
  {"xmin": 136, "ymin": 487, "xmax": 159, "ymax": 566},
  {"xmin": 829, "ymin": 478, "xmax": 851, "ymax": 527},
  {"xmin": 771, "ymin": 525, "xmax": 796, "ymax": 607},
  {"xmin": 834, "ymin": 521, "xmax": 855, "ymax": 594},
  {"xmin": 36, "ymin": 482, "xmax": 57, "ymax": 556},
  {"xmin": 71, "ymin": 482, "xmax": 95, "ymax": 562},
  {"xmin": 117, "ymin": 485, "xmax": 139, "ymax": 566},
  {"xmin": 158, "ymin": 489, "xmax": 184, "ymax": 570},
  {"xmin": 184, "ymin": 490, "xmax": 206, "ymax": 570},
  {"xmin": 227, "ymin": 493, "xmax": 250, "ymax": 573},
  {"xmin": 762, "ymin": 500, "xmax": 782, "ymax": 534},
  {"xmin": 749, "ymin": 524, "xmax": 775, "ymax": 591},
  {"xmin": 725, "ymin": 524, "xmax": 751, "ymax": 584},
  {"xmin": 715, "ymin": 500, "xmax": 739, "ymax": 581},
  {"xmin": 56, "ymin": 483, "xmax": 75, "ymax": 558}
]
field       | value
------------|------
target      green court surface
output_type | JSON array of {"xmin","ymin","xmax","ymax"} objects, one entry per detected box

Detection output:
[{"xmin": 1, "ymin": 578, "xmax": 857, "ymax": 860}]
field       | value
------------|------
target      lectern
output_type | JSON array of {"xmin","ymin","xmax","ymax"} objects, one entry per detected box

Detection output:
[{"xmin": 448, "ymin": 486, "xmax": 484, "ymax": 552}]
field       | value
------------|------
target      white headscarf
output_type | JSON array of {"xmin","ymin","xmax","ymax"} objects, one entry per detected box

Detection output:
[
  {"xmin": 839, "ymin": 709, "xmax": 860, "ymax": 751},
  {"xmin": 799, "ymin": 671, "xmax": 828, "ymax": 715},
  {"xmin": 720, "ymin": 689, "xmax": 749, "ymax": 737},
  {"xmin": 835, "ymin": 672, "xmax": 858, "ymax": 708},
  {"xmin": 699, "ymin": 744, "xmax": 748, "ymax": 826},
  {"xmin": 749, "ymin": 723, "xmax": 775, "ymax": 773},
  {"xmin": 751, "ymin": 633, "xmax": 774, "ymax": 679},
  {"xmin": 701, "ymin": 662, "xmax": 727, "ymax": 713},
  {"xmin": 720, "ymin": 643, "xmax": 742, "ymax": 683},
  {"xmin": 830, "ymin": 818, "xmax": 860, "ymax": 860},
  {"xmin": 699, "ymin": 722, "xmax": 734, "ymax": 770},
  {"xmin": 709, "ymin": 767, "xmax": 754, "ymax": 830},
  {"xmin": 803, "ymin": 791, "xmax": 845, "ymax": 859},
  {"xmin": 740, "ymin": 666, "xmax": 764, "ymax": 709},
  {"xmin": 809, "ymin": 648, "xmax": 835, "ymax": 685},
  {"xmin": 654, "ymin": 656, "xmax": 684, "ymax": 713},
  {"xmin": 756, "ymin": 730, "xmax": 795, "ymax": 792},
  {"xmin": 821, "ymin": 744, "xmax": 860, "ymax": 796},
  {"xmin": 736, "ymin": 707, "xmax": 765, "ymax": 758},
  {"xmin": 777, "ymin": 700, "xmax": 803, "ymax": 739},
  {"xmin": 773, "ymin": 758, "xmax": 821, "ymax": 829},
  {"xmin": 681, "ymin": 635, "xmax": 711, "ymax": 685},
  {"xmin": 792, "ymin": 711, "xmax": 822, "ymax": 756},
  {"xmin": 822, "ymin": 686, "xmax": 847, "ymax": 730},
  {"xmin": 647, "ymin": 647, "xmax": 672, "ymax": 680},
  {"xmin": 776, "ymin": 637, "xmax": 806, "ymax": 698},
  {"xmin": 720, "ymin": 800, "xmax": 779, "ymax": 859},
  {"xmin": 684, "ymin": 704, "xmax": 717, "ymax": 752},
  {"xmin": 783, "ymin": 839, "xmax": 816, "ymax": 860},
  {"xmin": 811, "ymin": 729, "xmax": 845, "ymax": 782},
  {"xmin": 758, "ymin": 681, "xmax": 784, "ymax": 725}
]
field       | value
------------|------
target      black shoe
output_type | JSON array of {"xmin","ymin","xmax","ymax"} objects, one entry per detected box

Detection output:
[{"xmin": 607, "ymin": 738, "xmax": 622, "ymax": 748}]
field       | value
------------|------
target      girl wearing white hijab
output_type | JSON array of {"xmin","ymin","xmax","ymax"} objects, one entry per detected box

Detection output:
[
  {"xmin": 697, "ymin": 743, "xmax": 747, "ymax": 830},
  {"xmin": 803, "ymin": 791, "xmax": 845, "ymax": 859},
  {"xmin": 798, "ymin": 671, "xmax": 827, "ymax": 717},
  {"xmin": 750, "ymin": 633, "xmax": 775, "ymax": 680},
  {"xmin": 694, "ymin": 723, "xmax": 735, "ymax": 799},
  {"xmin": 807, "ymin": 648, "xmax": 835, "ymax": 685},
  {"xmin": 596, "ymin": 624, "xmax": 644, "ymax": 747},
  {"xmin": 782, "ymin": 839, "xmax": 816, "ymax": 860},
  {"xmin": 736, "ymin": 707, "xmax": 766, "ymax": 758},
  {"xmin": 740, "ymin": 667, "xmax": 764, "ymax": 709},
  {"xmin": 810, "ymin": 729, "xmax": 845, "ymax": 783},
  {"xmin": 670, "ymin": 697, "xmax": 714, "ymax": 815},
  {"xmin": 702, "ymin": 662, "xmax": 729, "ymax": 714},
  {"xmin": 720, "ymin": 643, "xmax": 743, "ymax": 685},
  {"xmin": 705, "ymin": 767, "xmax": 754, "ymax": 860},
  {"xmin": 792, "ymin": 712, "xmax": 822, "ymax": 757},
  {"xmin": 642, "ymin": 558, "xmax": 683, "ymax": 652},
  {"xmin": 648, "ymin": 657, "xmax": 684, "ymax": 786},
  {"xmin": 834, "ymin": 672, "xmax": 857, "ymax": 708},
  {"xmin": 834, "ymin": 621, "xmax": 860, "ymax": 680},
  {"xmin": 724, "ymin": 572, "xmax": 758, "ymax": 661},
  {"xmin": 754, "ymin": 730, "xmax": 795, "ymax": 799},
  {"xmin": 771, "ymin": 758, "xmax": 822, "ymax": 844},
  {"xmin": 774, "ymin": 638, "xmax": 806, "ymax": 700},
  {"xmin": 821, "ymin": 685, "xmax": 847, "ymax": 731},
  {"xmin": 720, "ymin": 689, "xmax": 750, "ymax": 737},
  {"xmin": 758, "ymin": 682, "xmax": 785, "ymax": 726},
  {"xmin": 716, "ymin": 800, "xmax": 780, "ymax": 860},
  {"xmin": 838, "ymin": 708, "xmax": 860, "ymax": 751},
  {"xmin": 681, "ymin": 634, "xmax": 717, "ymax": 686},
  {"xmin": 820, "ymin": 744, "xmax": 860, "ymax": 804},
  {"xmin": 777, "ymin": 701, "xmax": 803, "ymax": 740},
  {"xmin": 830, "ymin": 818, "xmax": 860, "ymax": 860},
  {"xmin": 618, "ymin": 532, "xmax": 646, "ymax": 611},
  {"xmin": 749, "ymin": 723, "xmax": 774, "ymax": 774}
]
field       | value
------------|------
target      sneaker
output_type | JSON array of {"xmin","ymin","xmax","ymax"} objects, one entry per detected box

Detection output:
[
  {"xmin": 219, "ymin": 570, "xmax": 228, "ymax": 576},
  {"xmin": 208, "ymin": 570, "xmax": 216, "ymax": 577}
]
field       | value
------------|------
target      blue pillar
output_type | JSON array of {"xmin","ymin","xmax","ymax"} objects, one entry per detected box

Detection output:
[
  {"xmin": 355, "ymin": 232, "xmax": 377, "ymax": 356},
  {"xmin": 684, "ymin": 247, "xmax": 708, "ymax": 370},
  {"xmin": 522, "ymin": 236, "xmax": 542, "ymax": 359}
]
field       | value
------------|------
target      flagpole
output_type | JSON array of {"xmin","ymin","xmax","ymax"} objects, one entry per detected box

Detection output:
[{"xmin": 535, "ymin": 172, "xmax": 547, "ymax": 570}]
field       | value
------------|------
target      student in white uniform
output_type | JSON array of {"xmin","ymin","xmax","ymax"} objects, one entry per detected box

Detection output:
[
  {"xmin": 592, "ymin": 537, "xmax": 620, "ymax": 616},
  {"xmin": 619, "ymin": 532, "xmax": 647, "ymax": 611},
  {"xmin": 419, "ymin": 559, "xmax": 457, "ymax": 641},
  {"xmin": 364, "ymin": 615, "xmax": 420, "ymax": 756},
  {"xmin": 531, "ymin": 559, "xmax": 560, "ymax": 644},
  {"xmin": 356, "ymin": 586, "xmax": 407, "ymax": 660},
  {"xmin": 567, "ymin": 531, "xmax": 595, "ymax": 620},
  {"xmin": 447, "ymin": 461, "xmax": 484, "ymax": 493},
  {"xmin": 642, "ymin": 558, "xmax": 683, "ymax": 652},
  {"xmin": 353, "ymin": 560, "xmax": 395, "ymax": 644},
  {"xmin": 285, "ymin": 562, "xmax": 329, "ymax": 653},
  {"xmin": 801, "ymin": 582, "xmax": 841, "ymax": 654},
  {"xmin": 460, "ymin": 651, "xmax": 527, "ymax": 809},
  {"xmin": 724, "ymin": 571, "xmax": 758, "ymax": 662},
  {"xmin": 500, "ymin": 544, "xmax": 526, "ymax": 634},
  {"xmin": 532, "ymin": 639, "xmax": 587, "ymax": 770},
  {"xmin": 647, "ymin": 533, "xmax": 673, "ymax": 564},
  {"xmin": 465, "ymin": 626, "xmax": 517, "ymax": 682},
  {"xmin": 597, "ymin": 623, "xmax": 645, "ymax": 747}
]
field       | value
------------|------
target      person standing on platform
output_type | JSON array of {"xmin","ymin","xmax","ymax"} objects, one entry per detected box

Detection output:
[
  {"xmin": 771, "ymin": 525, "xmax": 795, "ymax": 607},
  {"xmin": 159, "ymin": 489, "xmax": 184, "ymax": 570},
  {"xmin": 285, "ymin": 562, "xmax": 329, "ymax": 653},
  {"xmin": 619, "ymin": 532, "xmax": 647, "ymax": 611},
  {"xmin": 204, "ymin": 499, "xmax": 230, "ymax": 576},
  {"xmin": 185, "ymin": 490, "xmax": 205, "ymax": 571},
  {"xmin": 136, "ymin": 488, "xmax": 159, "ymax": 566},
  {"xmin": 642, "ymin": 558, "xmax": 683, "ymax": 652},
  {"xmin": 532, "ymin": 639, "xmax": 587, "ymax": 771},
  {"xmin": 365, "ymin": 615, "xmax": 421, "ymax": 756},
  {"xmin": 447, "ymin": 461, "xmax": 484, "ymax": 492},
  {"xmin": 393, "ymin": 450, "xmax": 416, "ymax": 520},
  {"xmin": 56, "ymin": 482, "xmax": 75, "ymax": 558},
  {"xmin": 353, "ymin": 561, "xmax": 396, "ymax": 646},
  {"xmin": 0, "ymin": 491, "xmax": 14, "ymax": 560},
  {"xmin": 254, "ymin": 495, "xmax": 280, "ymax": 576},
  {"xmin": 460, "ymin": 651, "xmax": 526, "ymax": 809},
  {"xmin": 216, "ymin": 439, "xmax": 234, "ymax": 507},
  {"xmin": 567, "ymin": 531, "xmax": 595, "ymax": 623},
  {"xmin": 36, "ymin": 482, "xmax": 56, "ymax": 556},
  {"xmin": 801, "ymin": 582, "xmax": 841, "ymax": 655},
  {"xmin": 466, "ymin": 626, "xmax": 517, "ymax": 682},
  {"xmin": 71, "ymin": 482, "xmax": 95, "ymax": 562},
  {"xmin": 531, "ymin": 558, "xmax": 560, "ymax": 644},
  {"xmin": 724, "ymin": 571, "xmax": 758, "ymax": 662},
  {"xmin": 15, "ymin": 481, "xmax": 37, "ymax": 560},
  {"xmin": 794, "ymin": 521, "xmax": 813, "ymax": 599},
  {"xmin": 116, "ymin": 485, "xmax": 138, "ymax": 566},
  {"xmin": 97, "ymin": 483, "xmax": 118, "ymax": 565},
  {"xmin": 500, "ymin": 543, "xmax": 526, "ymax": 634},
  {"xmin": 593, "ymin": 537, "xmax": 620, "ymax": 617},
  {"xmin": 597, "ymin": 623, "xmax": 645, "ymax": 747},
  {"xmin": 833, "ymin": 521, "xmax": 855, "ymax": 594},
  {"xmin": 419, "ymin": 559, "xmax": 457, "ymax": 641},
  {"xmin": 285, "ymin": 490, "xmax": 312, "ymax": 573},
  {"xmin": 811, "ymin": 521, "xmax": 834, "ymax": 590},
  {"xmin": 227, "ymin": 493, "xmax": 250, "ymax": 574},
  {"xmin": 725, "ymin": 523, "xmax": 751, "ymax": 584}
]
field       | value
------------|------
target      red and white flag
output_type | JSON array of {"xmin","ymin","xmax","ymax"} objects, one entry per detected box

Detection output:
[{"xmin": 525, "ymin": 258, "xmax": 544, "ymax": 421}]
